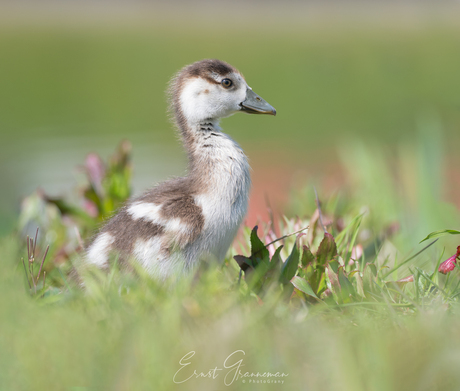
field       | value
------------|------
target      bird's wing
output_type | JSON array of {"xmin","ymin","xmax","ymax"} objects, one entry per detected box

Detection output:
[{"xmin": 126, "ymin": 192, "xmax": 205, "ymax": 252}]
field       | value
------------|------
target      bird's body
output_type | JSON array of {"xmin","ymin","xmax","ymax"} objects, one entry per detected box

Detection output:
[{"xmin": 86, "ymin": 59, "xmax": 275, "ymax": 279}]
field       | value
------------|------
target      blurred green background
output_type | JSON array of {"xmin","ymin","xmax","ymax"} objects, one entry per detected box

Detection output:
[
  {"xmin": 1, "ymin": 2, "xmax": 460, "ymax": 235},
  {"xmin": 2, "ymin": 3, "xmax": 460, "ymax": 391}
]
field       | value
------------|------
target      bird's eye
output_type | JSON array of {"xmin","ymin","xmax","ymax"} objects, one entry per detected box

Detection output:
[{"xmin": 221, "ymin": 78, "xmax": 233, "ymax": 88}]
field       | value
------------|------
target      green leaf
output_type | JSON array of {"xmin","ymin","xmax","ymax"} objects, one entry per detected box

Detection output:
[
  {"xmin": 246, "ymin": 259, "xmax": 271, "ymax": 293},
  {"xmin": 316, "ymin": 233, "xmax": 337, "ymax": 267},
  {"xmin": 325, "ymin": 266, "xmax": 341, "ymax": 304},
  {"xmin": 365, "ymin": 263, "xmax": 377, "ymax": 277},
  {"xmin": 291, "ymin": 276, "xmax": 318, "ymax": 298},
  {"xmin": 354, "ymin": 272, "xmax": 365, "ymax": 298},
  {"xmin": 280, "ymin": 241, "xmax": 300, "ymax": 285},
  {"xmin": 310, "ymin": 255, "xmax": 336, "ymax": 295},
  {"xmin": 328, "ymin": 258, "xmax": 340, "ymax": 274},
  {"xmin": 348, "ymin": 270, "xmax": 359, "ymax": 278},
  {"xmin": 338, "ymin": 267, "xmax": 356, "ymax": 303},
  {"xmin": 46, "ymin": 197, "xmax": 95, "ymax": 225},
  {"xmin": 250, "ymin": 226, "xmax": 270, "ymax": 266},
  {"xmin": 313, "ymin": 272, "xmax": 327, "ymax": 296},
  {"xmin": 301, "ymin": 245, "xmax": 315, "ymax": 267},
  {"xmin": 234, "ymin": 255, "xmax": 253, "ymax": 272},
  {"xmin": 281, "ymin": 282, "xmax": 295, "ymax": 300},
  {"xmin": 420, "ymin": 229, "xmax": 460, "ymax": 243},
  {"xmin": 270, "ymin": 245, "xmax": 284, "ymax": 270},
  {"xmin": 234, "ymin": 227, "xmax": 272, "ymax": 277}
]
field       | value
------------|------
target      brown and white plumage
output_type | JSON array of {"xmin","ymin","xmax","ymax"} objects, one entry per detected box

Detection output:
[{"xmin": 86, "ymin": 59, "xmax": 276, "ymax": 279}]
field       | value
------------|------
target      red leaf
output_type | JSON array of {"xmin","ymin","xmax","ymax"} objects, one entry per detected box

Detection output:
[{"xmin": 438, "ymin": 246, "xmax": 460, "ymax": 274}]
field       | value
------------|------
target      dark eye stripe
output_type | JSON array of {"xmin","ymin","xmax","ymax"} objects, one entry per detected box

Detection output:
[{"xmin": 221, "ymin": 78, "xmax": 233, "ymax": 88}]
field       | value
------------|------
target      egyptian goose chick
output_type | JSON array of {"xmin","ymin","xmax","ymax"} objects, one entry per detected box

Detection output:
[{"xmin": 86, "ymin": 59, "xmax": 276, "ymax": 279}]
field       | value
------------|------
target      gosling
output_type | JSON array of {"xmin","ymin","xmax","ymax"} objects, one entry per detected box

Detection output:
[{"xmin": 86, "ymin": 59, "xmax": 276, "ymax": 279}]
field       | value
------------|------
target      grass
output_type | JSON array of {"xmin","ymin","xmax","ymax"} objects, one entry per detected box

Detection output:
[
  {"xmin": 2, "ymin": 233, "xmax": 460, "ymax": 390},
  {"xmin": 2, "ymin": 122, "xmax": 460, "ymax": 390}
]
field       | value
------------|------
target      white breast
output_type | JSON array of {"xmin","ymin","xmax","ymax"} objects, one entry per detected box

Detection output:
[{"xmin": 192, "ymin": 129, "xmax": 251, "ymax": 262}]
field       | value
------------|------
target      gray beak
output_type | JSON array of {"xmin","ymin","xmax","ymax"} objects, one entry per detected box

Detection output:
[{"xmin": 240, "ymin": 89, "xmax": 276, "ymax": 116}]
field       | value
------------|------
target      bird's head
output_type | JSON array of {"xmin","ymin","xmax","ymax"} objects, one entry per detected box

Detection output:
[{"xmin": 170, "ymin": 59, "xmax": 276, "ymax": 127}]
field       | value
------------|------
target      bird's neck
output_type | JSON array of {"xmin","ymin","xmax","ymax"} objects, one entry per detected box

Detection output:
[{"xmin": 178, "ymin": 118, "xmax": 250, "ymax": 195}]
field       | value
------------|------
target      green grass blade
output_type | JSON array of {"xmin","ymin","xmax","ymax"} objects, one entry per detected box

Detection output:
[{"xmin": 420, "ymin": 229, "xmax": 460, "ymax": 243}]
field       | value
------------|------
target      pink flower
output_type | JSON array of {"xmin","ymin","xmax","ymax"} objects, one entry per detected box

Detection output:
[
  {"xmin": 85, "ymin": 153, "xmax": 105, "ymax": 196},
  {"xmin": 397, "ymin": 275, "xmax": 414, "ymax": 283},
  {"xmin": 84, "ymin": 200, "xmax": 99, "ymax": 218},
  {"xmin": 349, "ymin": 244, "xmax": 363, "ymax": 265},
  {"xmin": 438, "ymin": 246, "xmax": 460, "ymax": 274}
]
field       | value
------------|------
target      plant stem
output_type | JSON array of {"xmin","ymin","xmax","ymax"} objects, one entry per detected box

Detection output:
[{"xmin": 314, "ymin": 186, "xmax": 328, "ymax": 234}]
